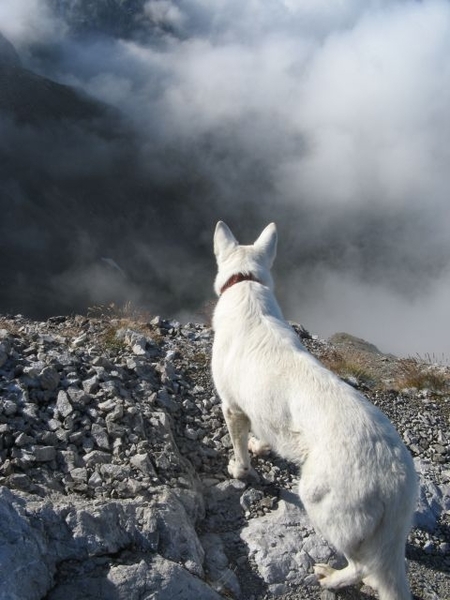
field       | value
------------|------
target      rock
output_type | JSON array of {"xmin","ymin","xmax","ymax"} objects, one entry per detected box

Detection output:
[
  {"xmin": 72, "ymin": 333, "xmax": 88, "ymax": 347},
  {"xmin": 0, "ymin": 343, "xmax": 8, "ymax": 368},
  {"xmin": 33, "ymin": 446, "xmax": 57, "ymax": 462},
  {"xmin": 413, "ymin": 459, "xmax": 450, "ymax": 531},
  {"xmin": 7, "ymin": 473, "xmax": 31, "ymax": 491},
  {"xmin": 0, "ymin": 485, "xmax": 220, "ymax": 600},
  {"xmin": 82, "ymin": 375, "xmax": 100, "ymax": 394},
  {"xmin": 154, "ymin": 488, "xmax": 205, "ymax": 577},
  {"xmin": 70, "ymin": 467, "xmax": 88, "ymax": 483},
  {"xmin": 55, "ymin": 390, "xmax": 73, "ymax": 418},
  {"xmin": 39, "ymin": 366, "xmax": 60, "ymax": 391},
  {"xmin": 47, "ymin": 555, "xmax": 223, "ymax": 600},
  {"xmin": 15, "ymin": 432, "xmax": 34, "ymax": 447},
  {"xmin": 91, "ymin": 423, "xmax": 110, "ymax": 450},
  {"xmin": 200, "ymin": 532, "xmax": 241, "ymax": 597},
  {"xmin": 88, "ymin": 471, "xmax": 103, "ymax": 488},
  {"xmin": 156, "ymin": 389, "xmax": 179, "ymax": 412},
  {"xmin": 66, "ymin": 500, "xmax": 158, "ymax": 555},
  {"xmin": 130, "ymin": 453, "xmax": 157, "ymax": 477},
  {"xmin": 240, "ymin": 487, "xmax": 264, "ymax": 511},
  {"xmin": 92, "ymin": 355, "xmax": 114, "ymax": 369},
  {"xmin": 0, "ymin": 488, "xmax": 54, "ymax": 600},
  {"xmin": 83, "ymin": 450, "xmax": 112, "ymax": 466},
  {"xmin": 328, "ymin": 332, "xmax": 382, "ymax": 354},
  {"xmin": 3, "ymin": 400, "xmax": 18, "ymax": 416},
  {"xmin": 241, "ymin": 490, "xmax": 334, "ymax": 594},
  {"xmin": 66, "ymin": 387, "xmax": 90, "ymax": 405}
]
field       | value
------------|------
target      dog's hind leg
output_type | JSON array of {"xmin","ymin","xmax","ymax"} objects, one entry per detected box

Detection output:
[
  {"xmin": 362, "ymin": 555, "xmax": 411, "ymax": 600},
  {"xmin": 248, "ymin": 436, "xmax": 271, "ymax": 456},
  {"xmin": 223, "ymin": 406, "xmax": 256, "ymax": 479}
]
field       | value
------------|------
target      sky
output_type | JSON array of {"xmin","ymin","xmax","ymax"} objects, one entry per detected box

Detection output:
[{"xmin": 1, "ymin": 0, "xmax": 450, "ymax": 357}]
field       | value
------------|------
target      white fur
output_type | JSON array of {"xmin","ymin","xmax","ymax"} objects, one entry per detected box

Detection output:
[{"xmin": 211, "ymin": 221, "xmax": 417, "ymax": 600}]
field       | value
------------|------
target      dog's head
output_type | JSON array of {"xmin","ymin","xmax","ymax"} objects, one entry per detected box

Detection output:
[{"xmin": 213, "ymin": 221, "xmax": 277, "ymax": 297}]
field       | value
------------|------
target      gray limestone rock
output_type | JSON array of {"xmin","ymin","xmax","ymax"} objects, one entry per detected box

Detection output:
[
  {"xmin": 200, "ymin": 532, "xmax": 241, "ymax": 597},
  {"xmin": 39, "ymin": 366, "xmax": 60, "ymax": 391},
  {"xmin": 0, "ymin": 343, "xmax": 8, "ymax": 368},
  {"xmin": 414, "ymin": 458, "xmax": 450, "ymax": 531},
  {"xmin": 55, "ymin": 390, "xmax": 73, "ymax": 418},
  {"xmin": 0, "ymin": 486, "xmax": 214, "ymax": 600},
  {"xmin": 0, "ymin": 488, "xmax": 55, "ymax": 600},
  {"xmin": 46, "ymin": 555, "xmax": 223, "ymax": 600},
  {"xmin": 241, "ymin": 490, "xmax": 334, "ymax": 595}
]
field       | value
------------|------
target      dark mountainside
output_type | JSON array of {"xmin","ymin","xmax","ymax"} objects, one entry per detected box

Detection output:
[
  {"xmin": 0, "ymin": 30, "xmax": 215, "ymax": 320},
  {"xmin": 48, "ymin": 0, "xmax": 167, "ymax": 39},
  {"xmin": 0, "ymin": 313, "xmax": 448, "ymax": 600},
  {"xmin": 0, "ymin": 12, "xmax": 276, "ymax": 323},
  {"xmin": 0, "ymin": 25, "xmax": 270, "ymax": 321},
  {"xmin": 0, "ymin": 25, "xmax": 276, "ymax": 322}
]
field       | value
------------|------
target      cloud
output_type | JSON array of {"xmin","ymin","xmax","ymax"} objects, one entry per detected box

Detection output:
[
  {"xmin": 291, "ymin": 266, "xmax": 450, "ymax": 357},
  {"xmin": 282, "ymin": 0, "xmax": 450, "ymax": 209},
  {"xmin": 2, "ymin": 0, "xmax": 450, "ymax": 355},
  {"xmin": 0, "ymin": 0, "xmax": 64, "ymax": 47},
  {"xmin": 143, "ymin": 0, "xmax": 187, "ymax": 30}
]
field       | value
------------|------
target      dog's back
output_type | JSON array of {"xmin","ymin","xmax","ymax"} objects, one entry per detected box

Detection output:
[{"xmin": 212, "ymin": 221, "xmax": 417, "ymax": 600}]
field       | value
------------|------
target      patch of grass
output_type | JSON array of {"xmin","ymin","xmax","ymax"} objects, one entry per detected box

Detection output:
[
  {"xmin": 100, "ymin": 326, "xmax": 128, "ymax": 353},
  {"xmin": 321, "ymin": 350, "xmax": 376, "ymax": 387},
  {"xmin": 87, "ymin": 301, "xmax": 168, "ymax": 348},
  {"xmin": 87, "ymin": 301, "xmax": 152, "ymax": 322},
  {"xmin": 395, "ymin": 355, "xmax": 450, "ymax": 392},
  {"xmin": 0, "ymin": 317, "xmax": 21, "ymax": 337}
]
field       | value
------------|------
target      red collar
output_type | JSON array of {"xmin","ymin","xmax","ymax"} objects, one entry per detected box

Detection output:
[{"xmin": 220, "ymin": 272, "xmax": 260, "ymax": 295}]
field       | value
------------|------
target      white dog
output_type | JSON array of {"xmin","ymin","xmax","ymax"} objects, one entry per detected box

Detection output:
[{"xmin": 211, "ymin": 221, "xmax": 417, "ymax": 600}]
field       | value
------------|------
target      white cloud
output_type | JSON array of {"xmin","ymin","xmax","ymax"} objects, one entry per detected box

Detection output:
[
  {"xmin": 288, "ymin": 0, "xmax": 450, "ymax": 209},
  {"xmin": 289, "ymin": 267, "xmax": 450, "ymax": 358},
  {"xmin": 143, "ymin": 0, "xmax": 186, "ymax": 30},
  {"xmin": 0, "ymin": 0, "xmax": 64, "ymax": 47}
]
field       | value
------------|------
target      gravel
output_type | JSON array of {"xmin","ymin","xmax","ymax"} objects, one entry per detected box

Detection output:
[{"xmin": 0, "ymin": 313, "xmax": 448, "ymax": 600}]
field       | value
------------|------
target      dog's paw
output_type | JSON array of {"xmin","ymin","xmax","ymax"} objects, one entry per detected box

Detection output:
[
  {"xmin": 314, "ymin": 563, "xmax": 336, "ymax": 584},
  {"xmin": 248, "ymin": 436, "xmax": 271, "ymax": 457},
  {"xmin": 228, "ymin": 459, "xmax": 259, "ymax": 481}
]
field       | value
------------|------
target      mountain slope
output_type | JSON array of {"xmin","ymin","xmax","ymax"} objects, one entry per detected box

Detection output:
[{"xmin": 0, "ymin": 314, "xmax": 448, "ymax": 599}]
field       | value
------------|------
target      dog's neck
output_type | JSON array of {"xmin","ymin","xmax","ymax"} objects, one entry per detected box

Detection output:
[{"xmin": 220, "ymin": 272, "xmax": 260, "ymax": 295}]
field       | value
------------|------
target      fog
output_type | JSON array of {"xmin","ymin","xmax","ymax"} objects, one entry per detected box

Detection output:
[{"xmin": 1, "ymin": 0, "xmax": 450, "ymax": 356}]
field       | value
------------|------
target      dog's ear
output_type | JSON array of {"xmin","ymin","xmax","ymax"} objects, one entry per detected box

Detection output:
[
  {"xmin": 214, "ymin": 221, "xmax": 238, "ymax": 261},
  {"xmin": 254, "ymin": 223, "xmax": 277, "ymax": 267}
]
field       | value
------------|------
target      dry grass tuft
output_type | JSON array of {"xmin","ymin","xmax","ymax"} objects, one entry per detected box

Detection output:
[
  {"xmin": 100, "ymin": 326, "xmax": 128, "ymax": 353},
  {"xmin": 320, "ymin": 349, "xmax": 376, "ymax": 387},
  {"xmin": 87, "ymin": 302, "xmax": 167, "ymax": 350},
  {"xmin": 87, "ymin": 301, "xmax": 152, "ymax": 322},
  {"xmin": 394, "ymin": 355, "xmax": 450, "ymax": 392}
]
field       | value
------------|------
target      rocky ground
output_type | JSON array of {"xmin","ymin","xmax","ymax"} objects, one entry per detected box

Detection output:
[{"xmin": 0, "ymin": 313, "xmax": 449, "ymax": 600}]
